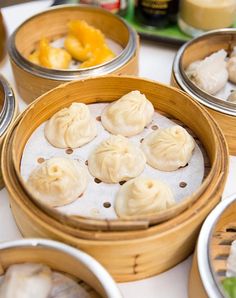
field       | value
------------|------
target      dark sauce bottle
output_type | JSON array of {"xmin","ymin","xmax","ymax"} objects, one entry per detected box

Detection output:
[{"xmin": 135, "ymin": 0, "xmax": 179, "ymax": 28}]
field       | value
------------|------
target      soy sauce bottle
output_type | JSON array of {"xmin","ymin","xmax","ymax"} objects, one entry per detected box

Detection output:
[{"xmin": 135, "ymin": 0, "xmax": 179, "ymax": 28}]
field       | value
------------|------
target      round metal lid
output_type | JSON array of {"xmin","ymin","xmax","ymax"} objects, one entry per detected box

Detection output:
[{"xmin": 0, "ymin": 74, "xmax": 16, "ymax": 137}]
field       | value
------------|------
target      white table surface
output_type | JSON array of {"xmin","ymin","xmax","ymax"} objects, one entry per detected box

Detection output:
[{"xmin": 1, "ymin": 2, "xmax": 236, "ymax": 297}]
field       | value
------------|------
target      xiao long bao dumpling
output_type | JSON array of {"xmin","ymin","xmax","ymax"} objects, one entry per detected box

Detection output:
[
  {"xmin": 141, "ymin": 125, "xmax": 195, "ymax": 171},
  {"xmin": 88, "ymin": 135, "xmax": 146, "ymax": 183},
  {"xmin": 101, "ymin": 90, "xmax": 154, "ymax": 136},
  {"xmin": 45, "ymin": 102, "xmax": 97, "ymax": 149},
  {"xmin": 115, "ymin": 177, "xmax": 175, "ymax": 217},
  {"xmin": 27, "ymin": 157, "xmax": 88, "ymax": 207},
  {"xmin": 186, "ymin": 50, "xmax": 228, "ymax": 95}
]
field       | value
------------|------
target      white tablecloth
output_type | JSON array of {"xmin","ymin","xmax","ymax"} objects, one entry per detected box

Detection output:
[{"xmin": 1, "ymin": 2, "xmax": 236, "ymax": 297}]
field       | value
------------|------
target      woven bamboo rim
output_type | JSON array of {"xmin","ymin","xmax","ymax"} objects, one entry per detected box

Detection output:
[
  {"xmin": 4, "ymin": 75, "xmax": 228, "ymax": 232},
  {"xmin": 8, "ymin": 5, "xmax": 139, "ymax": 103}
]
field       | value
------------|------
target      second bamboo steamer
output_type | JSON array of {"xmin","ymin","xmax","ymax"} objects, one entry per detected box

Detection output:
[
  {"xmin": 172, "ymin": 29, "xmax": 236, "ymax": 155},
  {"xmin": 1, "ymin": 76, "xmax": 229, "ymax": 282},
  {"xmin": 8, "ymin": 5, "xmax": 138, "ymax": 104}
]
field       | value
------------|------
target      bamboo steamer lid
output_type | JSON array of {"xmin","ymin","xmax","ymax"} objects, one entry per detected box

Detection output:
[
  {"xmin": 189, "ymin": 194, "xmax": 236, "ymax": 298},
  {"xmin": 8, "ymin": 4, "xmax": 139, "ymax": 104},
  {"xmin": 1, "ymin": 76, "xmax": 229, "ymax": 282},
  {"xmin": 172, "ymin": 28, "xmax": 236, "ymax": 155}
]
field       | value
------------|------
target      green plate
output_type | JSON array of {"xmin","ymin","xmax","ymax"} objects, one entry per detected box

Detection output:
[{"xmin": 124, "ymin": 3, "xmax": 236, "ymax": 46}]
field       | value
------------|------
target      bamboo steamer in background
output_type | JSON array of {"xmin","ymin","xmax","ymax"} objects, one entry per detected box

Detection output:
[
  {"xmin": 0, "ymin": 75, "xmax": 17, "ymax": 189},
  {"xmin": 172, "ymin": 29, "xmax": 236, "ymax": 155},
  {"xmin": 189, "ymin": 194, "xmax": 236, "ymax": 298},
  {"xmin": 1, "ymin": 76, "xmax": 229, "ymax": 282},
  {"xmin": 8, "ymin": 5, "xmax": 138, "ymax": 104},
  {"xmin": 0, "ymin": 238, "xmax": 122, "ymax": 298}
]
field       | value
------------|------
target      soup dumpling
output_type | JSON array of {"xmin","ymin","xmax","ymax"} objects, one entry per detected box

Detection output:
[
  {"xmin": 101, "ymin": 91, "xmax": 154, "ymax": 137},
  {"xmin": 115, "ymin": 177, "xmax": 175, "ymax": 217},
  {"xmin": 88, "ymin": 135, "xmax": 146, "ymax": 183},
  {"xmin": 27, "ymin": 157, "xmax": 88, "ymax": 207},
  {"xmin": 45, "ymin": 103, "xmax": 97, "ymax": 149},
  {"xmin": 141, "ymin": 125, "xmax": 195, "ymax": 171}
]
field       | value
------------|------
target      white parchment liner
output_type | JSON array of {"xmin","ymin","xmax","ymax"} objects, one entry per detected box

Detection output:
[{"xmin": 21, "ymin": 103, "xmax": 205, "ymax": 220}]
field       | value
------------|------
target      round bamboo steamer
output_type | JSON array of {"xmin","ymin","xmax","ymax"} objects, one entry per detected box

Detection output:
[
  {"xmin": 0, "ymin": 238, "xmax": 122, "ymax": 298},
  {"xmin": 0, "ymin": 74, "xmax": 18, "ymax": 189},
  {"xmin": 8, "ymin": 5, "xmax": 139, "ymax": 104},
  {"xmin": 189, "ymin": 194, "xmax": 236, "ymax": 298},
  {"xmin": 1, "ymin": 76, "xmax": 229, "ymax": 282},
  {"xmin": 12, "ymin": 75, "xmax": 226, "ymax": 231},
  {"xmin": 172, "ymin": 29, "xmax": 236, "ymax": 155}
]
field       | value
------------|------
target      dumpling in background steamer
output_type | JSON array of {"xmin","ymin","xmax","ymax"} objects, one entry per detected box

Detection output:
[
  {"xmin": 186, "ymin": 50, "xmax": 228, "ymax": 95},
  {"xmin": 227, "ymin": 90, "xmax": 236, "ymax": 103},
  {"xmin": 49, "ymin": 272, "xmax": 98, "ymax": 298},
  {"xmin": 115, "ymin": 177, "xmax": 175, "ymax": 217},
  {"xmin": 141, "ymin": 125, "xmax": 195, "ymax": 171},
  {"xmin": 101, "ymin": 90, "xmax": 154, "ymax": 136},
  {"xmin": 27, "ymin": 157, "xmax": 88, "ymax": 207},
  {"xmin": 88, "ymin": 135, "xmax": 146, "ymax": 183},
  {"xmin": 0, "ymin": 263, "xmax": 52, "ymax": 298},
  {"xmin": 45, "ymin": 103, "xmax": 97, "ymax": 149},
  {"xmin": 226, "ymin": 240, "xmax": 236, "ymax": 277},
  {"xmin": 228, "ymin": 49, "xmax": 236, "ymax": 84}
]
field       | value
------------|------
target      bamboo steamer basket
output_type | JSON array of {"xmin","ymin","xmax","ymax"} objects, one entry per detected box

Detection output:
[
  {"xmin": 0, "ymin": 238, "xmax": 122, "ymax": 298},
  {"xmin": 1, "ymin": 76, "xmax": 229, "ymax": 282},
  {"xmin": 172, "ymin": 28, "xmax": 236, "ymax": 155},
  {"xmin": 189, "ymin": 194, "xmax": 236, "ymax": 298},
  {"xmin": 8, "ymin": 4, "xmax": 138, "ymax": 104},
  {"xmin": 0, "ymin": 74, "xmax": 17, "ymax": 189}
]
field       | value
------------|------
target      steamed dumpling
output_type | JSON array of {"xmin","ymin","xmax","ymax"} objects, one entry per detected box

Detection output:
[
  {"xmin": 141, "ymin": 125, "xmax": 195, "ymax": 171},
  {"xmin": 0, "ymin": 263, "xmax": 52, "ymax": 298},
  {"xmin": 50, "ymin": 272, "xmax": 95, "ymax": 298},
  {"xmin": 115, "ymin": 177, "xmax": 175, "ymax": 217},
  {"xmin": 227, "ymin": 240, "xmax": 236, "ymax": 277},
  {"xmin": 186, "ymin": 50, "xmax": 228, "ymax": 95},
  {"xmin": 228, "ymin": 56, "xmax": 236, "ymax": 84},
  {"xmin": 45, "ymin": 103, "xmax": 97, "ymax": 149},
  {"xmin": 88, "ymin": 135, "xmax": 146, "ymax": 183},
  {"xmin": 228, "ymin": 90, "xmax": 236, "ymax": 103},
  {"xmin": 27, "ymin": 157, "xmax": 88, "ymax": 207},
  {"xmin": 101, "ymin": 91, "xmax": 154, "ymax": 136}
]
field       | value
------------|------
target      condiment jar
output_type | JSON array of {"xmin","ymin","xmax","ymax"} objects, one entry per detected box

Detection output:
[
  {"xmin": 134, "ymin": 0, "xmax": 179, "ymax": 28},
  {"xmin": 178, "ymin": 0, "xmax": 236, "ymax": 37}
]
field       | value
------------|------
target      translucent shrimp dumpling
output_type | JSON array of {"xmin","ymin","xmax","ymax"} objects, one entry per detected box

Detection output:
[
  {"xmin": 141, "ymin": 125, "xmax": 195, "ymax": 171},
  {"xmin": 45, "ymin": 103, "xmax": 97, "ymax": 149},
  {"xmin": 88, "ymin": 135, "xmax": 146, "ymax": 183},
  {"xmin": 228, "ymin": 47, "xmax": 236, "ymax": 84},
  {"xmin": 115, "ymin": 177, "xmax": 175, "ymax": 217},
  {"xmin": 186, "ymin": 50, "xmax": 228, "ymax": 95},
  {"xmin": 0, "ymin": 263, "xmax": 52, "ymax": 298},
  {"xmin": 27, "ymin": 157, "xmax": 88, "ymax": 207},
  {"xmin": 101, "ymin": 90, "xmax": 154, "ymax": 136}
]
